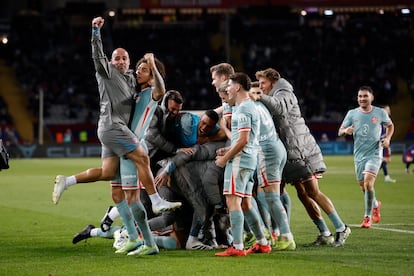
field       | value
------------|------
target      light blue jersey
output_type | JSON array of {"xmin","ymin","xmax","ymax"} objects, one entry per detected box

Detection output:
[
  {"xmin": 119, "ymin": 87, "xmax": 158, "ymax": 190},
  {"xmin": 130, "ymin": 87, "xmax": 158, "ymax": 142},
  {"xmin": 230, "ymin": 99, "xmax": 259, "ymax": 170},
  {"xmin": 341, "ymin": 106, "xmax": 392, "ymax": 162},
  {"xmin": 255, "ymin": 101, "xmax": 287, "ymax": 186},
  {"xmin": 223, "ymin": 99, "xmax": 259, "ymax": 197},
  {"xmin": 222, "ymin": 102, "xmax": 232, "ymax": 119},
  {"xmin": 341, "ymin": 106, "xmax": 392, "ymax": 180},
  {"xmin": 255, "ymin": 101, "xmax": 277, "ymax": 145}
]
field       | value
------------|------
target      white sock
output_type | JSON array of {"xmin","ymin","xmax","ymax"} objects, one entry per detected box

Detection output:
[
  {"xmin": 109, "ymin": 206, "xmax": 120, "ymax": 221},
  {"xmin": 321, "ymin": 231, "xmax": 331, "ymax": 237},
  {"xmin": 66, "ymin": 175, "xmax": 77, "ymax": 187},
  {"xmin": 281, "ymin": 233, "xmax": 293, "ymax": 241},
  {"xmin": 149, "ymin": 193, "xmax": 162, "ymax": 205},
  {"xmin": 257, "ymin": 237, "xmax": 268, "ymax": 246},
  {"xmin": 90, "ymin": 228, "xmax": 98, "ymax": 237},
  {"xmin": 187, "ymin": 235, "xmax": 197, "ymax": 243},
  {"xmin": 233, "ymin": 243, "xmax": 244, "ymax": 250}
]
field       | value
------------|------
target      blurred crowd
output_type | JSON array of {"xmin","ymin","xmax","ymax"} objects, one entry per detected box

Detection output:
[{"xmin": 1, "ymin": 8, "xmax": 413, "ymax": 135}]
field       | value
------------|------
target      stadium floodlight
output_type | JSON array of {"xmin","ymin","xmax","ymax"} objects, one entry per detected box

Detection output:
[
  {"xmin": 323, "ymin": 9, "xmax": 334, "ymax": 16},
  {"xmin": 1, "ymin": 35, "xmax": 7, "ymax": 44},
  {"xmin": 401, "ymin": 8, "xmax": 410, "ymax": 15}
]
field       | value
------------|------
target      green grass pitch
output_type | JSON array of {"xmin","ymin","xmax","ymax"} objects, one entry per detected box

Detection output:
[{"xmin": 0, "ymin": 155, "xmax": 413, "ymax": 275}]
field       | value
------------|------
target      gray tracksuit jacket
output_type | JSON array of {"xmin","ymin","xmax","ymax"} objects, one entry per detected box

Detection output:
[{"xmin": 260, "ymin": 78, "xmax": 326, "ymax": 183}]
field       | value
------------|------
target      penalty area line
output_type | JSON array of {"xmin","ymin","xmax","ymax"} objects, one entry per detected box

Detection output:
[{"xmin": 349, "ymin": 224, "xmax": 414, "ymax": 234}]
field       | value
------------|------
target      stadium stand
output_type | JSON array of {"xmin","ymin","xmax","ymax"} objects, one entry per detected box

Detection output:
[{"xmin": 0, "ymin": 3, "xmax": 413, "ymax": 143}]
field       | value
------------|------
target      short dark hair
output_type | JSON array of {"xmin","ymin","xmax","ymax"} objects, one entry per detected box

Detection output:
[
  {"xmin": 204, "ymin": 109, "xmax": 219, "ymax": 124},
  {"xmin": 166, "ymin": 90, "xmax": 183, "ymax": 104},
  {"xmin": 229, "ymin": 72, "xmax": 251, "ymax": 91},
  {"xmin": 359, "ymin": 85, "xmax": 374, "ymax": 95}
]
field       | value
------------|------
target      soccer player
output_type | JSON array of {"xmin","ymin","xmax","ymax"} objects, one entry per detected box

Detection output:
[
  {"xmin": 339, "ymin": 86, "xmax": 394, "ymax": 228},
  {"xmin": 218, "ymin": 80, "xmax": 277, "ymax": 247},
  {"xmin": 215, "ymin": 72, "xmax": 271, "ymax": 257},
  {"xmin": 252, "ymin": 68, "xmax": 351, "ymax": 246},
  {"xmin": 248, "ymin": 84, "xmax": 295, "ymax": 251},
  {"xmin": 52, "ymin": 17, "xmax": 181, "ymax": 253},
  {"xmin": 219, "ymin": 81, "xmax": 295, "ymax": 251},
  {"xmin": 250, "ymin": 81, "xmax": 291, "ymax": 243},
  {"xmin": 114, "ymin": 53, "xmax": 175, "ymax": 256},
  {"xmin": 53, "ymin": 17, "xmax": 180, "ymax": 212},
  {"xmin": 403, "ymin": 144, "xmax": 414, "ymax": 173}
]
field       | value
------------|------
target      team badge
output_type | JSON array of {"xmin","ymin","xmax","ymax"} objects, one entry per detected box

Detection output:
[{"xmin": 371, "ymin": 116, "xmax": 378, "ymax": 124}]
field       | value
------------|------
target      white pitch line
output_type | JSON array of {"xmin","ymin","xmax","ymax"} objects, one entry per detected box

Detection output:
[
  {"xmin": 375, "ymin": 223, "xmax": 414, "ymax": 226},
  {"xmin": 349, "ymin": 224, "xmax": 414, "ymax": 234}
]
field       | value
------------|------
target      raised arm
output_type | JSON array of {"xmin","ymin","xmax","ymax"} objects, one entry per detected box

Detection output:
[
  {"xmin": 144, "ymin": 53, "xmax": 165, "ymax": 102},
  {"xmin": 91, "ymin": 17, "xmax": 110, "ymax": 77}
]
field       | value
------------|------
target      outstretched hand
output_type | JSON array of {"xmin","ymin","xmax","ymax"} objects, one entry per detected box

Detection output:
[{"xmin": 155, "ymin": 173, "xmax": 170, "ymax": 188}]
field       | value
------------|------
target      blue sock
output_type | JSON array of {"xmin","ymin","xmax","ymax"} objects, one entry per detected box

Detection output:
[
  {"xmin": 313, "ymin": 218, "xmax": 331, "ymax": 235},
  {"xmin": 116, "ymin": 200, "xmax": 138, "ymax": 241},
  {"xmin": 256, "ymin": 192, "xmax": 272, "ymax": 231},
  {"xmin": 381, "ymin": 161, "xmax": 388, "ymax": 176},
  {"xmin": 265, "ymin": 192, "xmax": 291, "ymax": 235},
  {"xmin": 153, "ymin": 235, "xmax": 177, "ymax": 249},
  {"xmin": 365, "ymin": 190, "xmax": 375, "ymax": 217},
  {"xmin": 250, "ymin": 196, "xmax": 266, "ymax": 229},
  {"xmin": 280, "ymin": 192, "xmax": 291, "ymax": 221},
  {"xmin": 97, "ymin": 225, "xmax": 121, "ymax": 238},
  {"xmin": 243, "ymin": 208, "xmax": 265, "ymax": 241},
  {"xmin": 328, "ymin": 211, "xmax": 345, "ymax": 232},
  {"xmin": 229, "ymin": 210, "xmax": 244, "ymax": 245},
  {"xmin": 130, "ymin": 201, "xmax": 155, "ymax": 246}
]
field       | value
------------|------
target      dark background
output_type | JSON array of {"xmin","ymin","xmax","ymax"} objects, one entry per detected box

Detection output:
[{"xmin": 0, "ymin": 0, "xmax": 413, "ymax": 145}]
